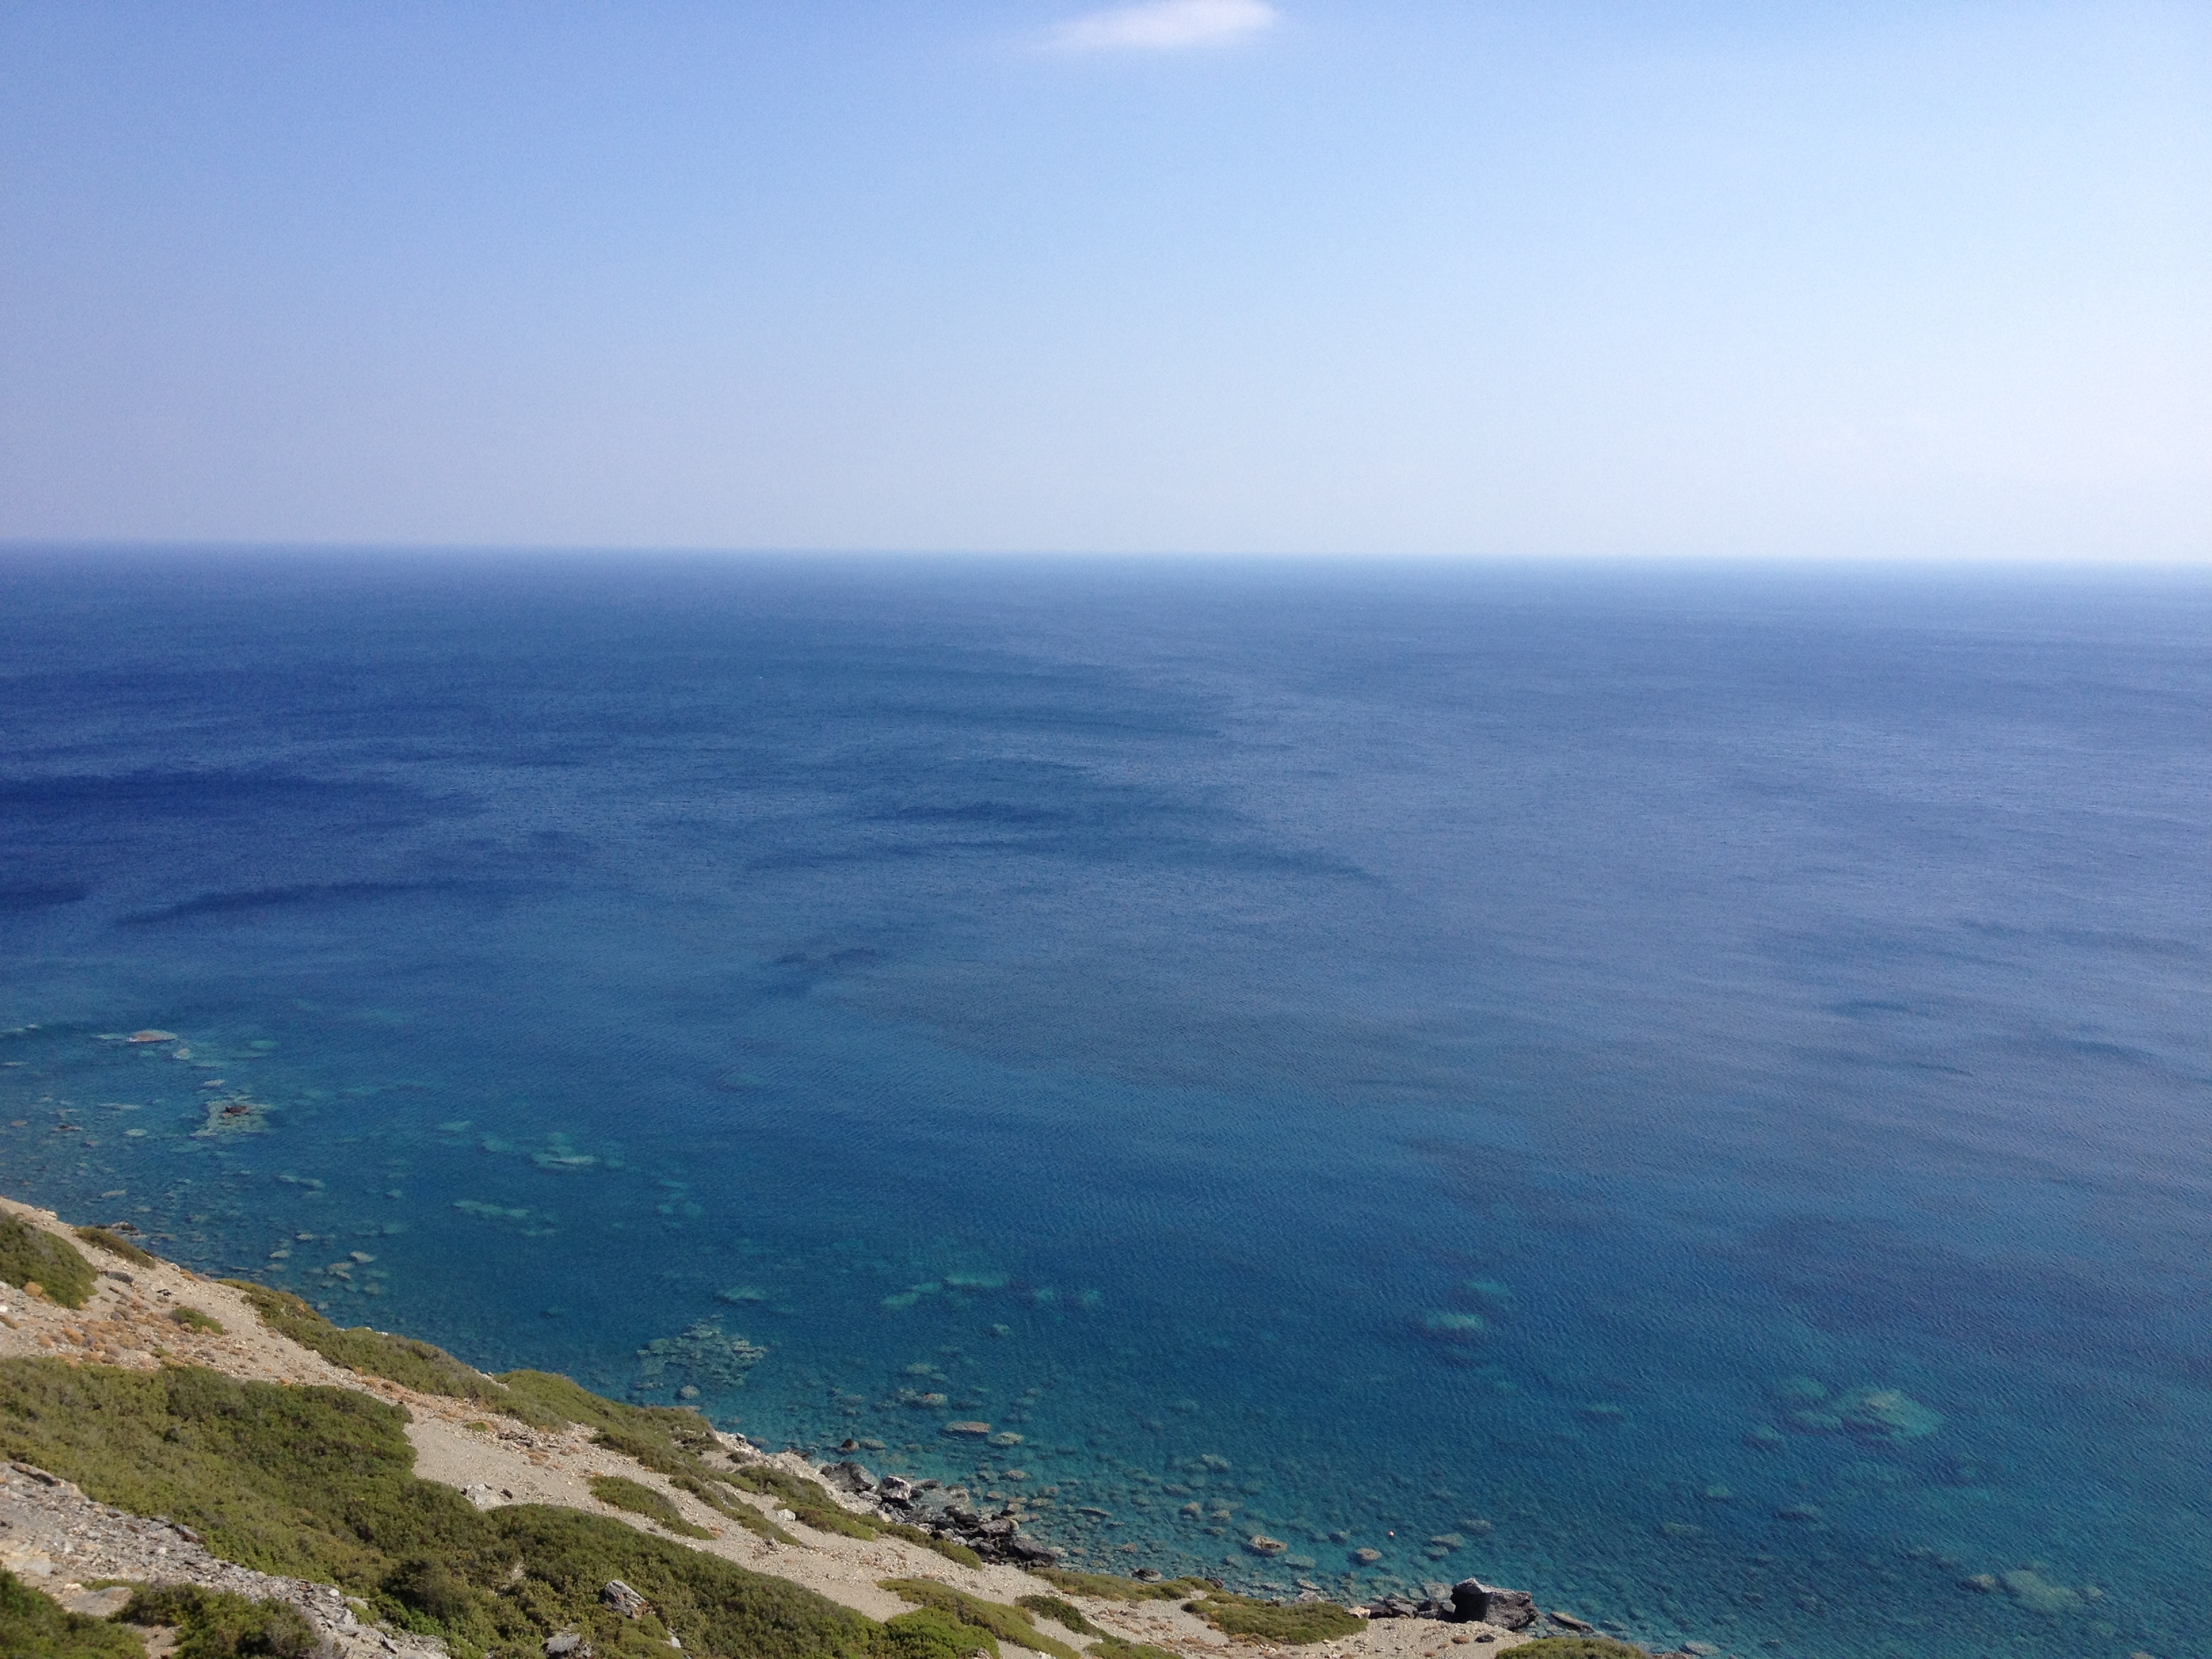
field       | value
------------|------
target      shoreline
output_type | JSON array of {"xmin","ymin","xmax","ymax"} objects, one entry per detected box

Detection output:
[{"xmin": 0, "ymin": 1195, "xmax": 1672, "ymax": 1659}]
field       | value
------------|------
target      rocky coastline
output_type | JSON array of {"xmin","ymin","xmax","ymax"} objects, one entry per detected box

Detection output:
[{"xmin": 1, "ymin": 1193, "xmax": 1723, "ymax": 1659}]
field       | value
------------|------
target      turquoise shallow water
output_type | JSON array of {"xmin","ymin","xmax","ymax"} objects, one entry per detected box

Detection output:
[{"xmin": 3, "ymin": 552, "xmax": 2209, "ymax": 1658}]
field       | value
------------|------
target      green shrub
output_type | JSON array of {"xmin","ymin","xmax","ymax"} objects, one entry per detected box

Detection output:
[
  {"xmin": 0, "ymin": 1215, "xmax": 96, "ymax": 1309},
  {"xmin": 1088, "ymin": 1639, "xmax": 1181, "ymax": 1659},
  {"xmin": 879, "ymin": 1523, "xmax": 982, "ymax": 1570},
  {"xmin": 1012, "ymin": 1595, "xmax": 1097, "ymax": 1637},
  {"xmin": 381, "ymin": 1557, "xmax": 494, "ymax": 1633},
  {"xmin": 590, "ymin": 1475, "xmax": 715, "ymax": 1538},
  {"xmin": 169, "ymin": 1307, "xmax": 224, "ymax": 1334},
  {"xmin": 670, "ymin": 1473, "xmax": 800, "ymax": 1545},
  {"xmin": 496, "ymin": 1371, "xmax": 718, "ymax": 1457},
  {"xmin": 881, "ymin": 1607, "xmax": 996, "ymax": 1659},
  {"xmin": 877, "ymin": 1580, "xmax": 1076, "ymax": 1659},
  {"xmin": 115, "ymin": 1584, "xmax": 319, "ymax": 1659},
  {"xmin": 0, "ymin": 1568, "xmax": 143, "ymax": 1659},
  {"xmin": 499, "ymin": 1372, "xmax": 887, "ymax": 1553},
  {"xmin": 1024, "ymin": 1571, "xmax": 1207, "ymax": 1603},
  {"xmin": 222, "ymin": 1284, "xmax": 560, "ymax": 1425},
  {"xmin": 1182, "ymin": 1592, "xmax": 1364, "ymax": 1645},
  {"xmin": 790, "ymin": 1501, "xmax": 879, "ymax": 1541},
  {"xmin": 74, "ymin": 1228, "xmax": 158, "ymax": 1271},
  {"xmin": 1508, "ymin": 1641, "xmax": 1647, "ymax": 1658},
  {"xmin": 0, "ymin": 1356, "xmax": 447, "ymax": 1587},
  {"xmin": 482, "ymin": 1503, "xmax": 880, "ymax": 1659},
  {"xmin": 0, "ymin": 1358, "xmax": 884, "ymax": 1659}
]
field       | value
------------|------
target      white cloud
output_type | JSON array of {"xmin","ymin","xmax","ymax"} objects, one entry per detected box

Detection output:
[{"xmin": 1045, "ymin": 0, "xmax": 1278, "ymax": 54}]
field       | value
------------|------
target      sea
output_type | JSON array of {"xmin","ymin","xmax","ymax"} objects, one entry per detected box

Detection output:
[{"xmin": 1, "ymin": 550, "xmax": 2207, "ymax": 1659}]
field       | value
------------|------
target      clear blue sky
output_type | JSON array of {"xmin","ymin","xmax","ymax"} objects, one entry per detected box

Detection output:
[{"xmin": 3, "ymin": 1, "xmax": 2206, "ymax": 558}]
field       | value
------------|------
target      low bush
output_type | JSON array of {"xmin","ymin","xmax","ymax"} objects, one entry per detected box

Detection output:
[
  {"xmin": 1087, "ymin": 1639, "xmax": 1181, "ymax": 1659},
  {"xmin": 497, "ymin": 1370, "xmax": 718, "ymax": 1455},
  {"xmin": 878, "ymin": 1520, "xmax": 981, "ymax": 1569},
  {"xmin": 0, "ymin": 1215, "xmax": 96, "ymax": 1309},
  {"xmin": 169, "ymin": 1307, "xmax": 224, "ymax": 1334},
  {"xmin": 878, "ymin": 1580, "xmax": 1076, "ymax": 1659},
  {"xmin": 74, "ymin": 1228, "xmax": 158, "ymax": 1271},
  {"xmin": 881, "ymin": 1607, "xmax": 996, "ymax": 1659},
  {"xmin": 222, "ymin": 1284, "xmax": 560, "ymax": 1425},
  {"xmin": 1025, "ymin": 1571, "xmax": 1208, "ymax": 1603},
  {"xmin": 1508, "ymin": 1641, "xmax": 1647, "ymax": 1658},
  {"xmin": 0, "ymin": 1568, "xmax": 142, "ymax": 1658},
  {"xmin": 496, "ymin": 1372, "xmax": 890, "ymax": 1555},
  {"xmin": 670, "ymin": 1473, "xmax": 800, "ymax": 1545},
  {"xmin": 116, "ymin": 1584, "xmax": 319, "ymax": 1659},
  {"xmin": 0, "ymin": 1358, "xmax": 883, "ymax": 1659},
  {"xmin": 1182, "ymin": 1592, "xmax": 1364, "ymax": 1645},
  {"xmin": 380, "ymin": 1557, "xmax": 493, "ymax": 1633},
  {"xmin": 1013, "ymin": 1595, "xmax": 1097, "ymax": 1636},
  {"xmin": 589, "ymin": 1474, "xmax": 715, "ymax": 1538}
]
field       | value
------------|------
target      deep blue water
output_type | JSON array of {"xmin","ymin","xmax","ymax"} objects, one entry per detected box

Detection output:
[{"xmin": 3, "ymin": 552, "xmax": 2209, "ymax": 1659}]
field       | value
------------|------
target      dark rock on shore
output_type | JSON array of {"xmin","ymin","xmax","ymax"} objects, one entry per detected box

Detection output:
[
  {"xmin": 1450, "ymin": 1581, "xmax": 1538, "ymax": 1631},
  {"xmin": 821, "ymin": 1460, "xmax": 877, "ymax": 1494},
  {"xmin": 1365, "ymin": 1578, "xmax": 1542, "ymax": 1629},
  {"xmin": 858, "ymin": 1461, "xmax": 1059, "ymax": 1565}
]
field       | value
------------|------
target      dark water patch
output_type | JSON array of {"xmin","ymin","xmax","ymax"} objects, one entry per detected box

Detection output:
[
  {"xmin": 0, "ymin": 769, "xmax": 438, "ymax": 816},
  {"xmin": 1733, "ymin": 1214, "xmax": 2176, "ymax": 1364},
  {"xmin": 118, "ymin": 878, "xmax": 513, "ymax": 924},
  {"xmin": 0, "ymin": 882, "xmax": 89, "ymax": 911},
  {"xmin": 875, "ymin": 802, "xmax": 1099, "ymax": 827}
]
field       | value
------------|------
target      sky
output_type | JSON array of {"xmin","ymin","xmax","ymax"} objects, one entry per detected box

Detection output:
[{"xmin": 1, "ymin": 1, "xmax": 2207, "ymax": 560}]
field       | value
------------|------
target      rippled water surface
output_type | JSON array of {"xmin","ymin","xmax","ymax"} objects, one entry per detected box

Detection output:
[{"xmin": 3, "ymin": 552, "xmax": 2209, "ymax": 1658}]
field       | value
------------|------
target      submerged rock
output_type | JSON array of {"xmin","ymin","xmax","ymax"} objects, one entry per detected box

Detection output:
[
  {"xmin": 1417, "ymin": 1311, "xmax": 1488, "ymax": 1342},
  {"xmin": 1999, "ymin": 1569, "xmax": 2083, "ymax": 1614},
  {"xmin": 1834, "ymin": 1387, "xmax": 1943, "ymax": 1441},
  {"xmin": 632, "ymin": 1319, "xmax": 766, "ymax": 1394}
]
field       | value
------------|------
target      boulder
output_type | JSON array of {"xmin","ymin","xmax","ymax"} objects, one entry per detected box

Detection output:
[
  {"xmin": 821, "ymin": 1460, "xmax": 877, "ymax": 1494},
  {"xmin": 602, "ymin": 1580, "xmax": 651, "ymax": 1620},
  {"xmin": 1450, "ymin": 1582, "xmax": 1536, "ymax": 1631}
]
